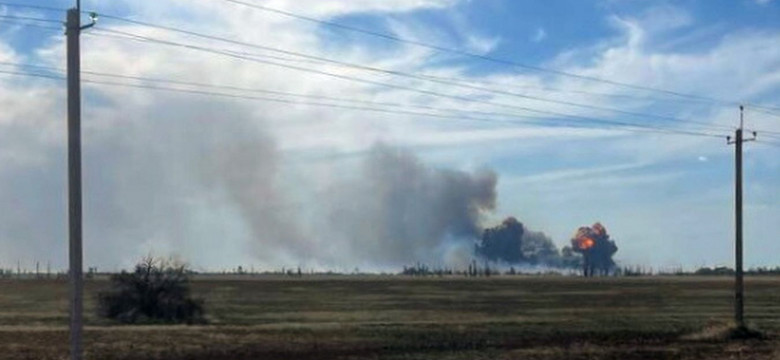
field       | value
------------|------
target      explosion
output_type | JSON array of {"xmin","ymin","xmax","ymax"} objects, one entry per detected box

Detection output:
[
  {"xmin": 571, "ymin": 222, "xmax": 618, "ymax": 277},
  {"xmin": 475, "ymin": 217, "xmax": 564, "ymax": 267}
]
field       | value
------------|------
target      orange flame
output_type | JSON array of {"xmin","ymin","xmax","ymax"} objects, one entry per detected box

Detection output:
[
  {"xmin": 576, "ymin": 237, "xmax": 596, "ymax": 250},
  {"xmin": 572, "ymin": 223, "xmax": 606, "ymax": 252}
]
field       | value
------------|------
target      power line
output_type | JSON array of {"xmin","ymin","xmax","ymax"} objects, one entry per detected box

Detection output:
[
  {"xmin": 0, "ymin": 18, "xmax": 64, "ymax": 31},
  {"xmin": 0, "ymin": 61, "xmax": 587, "ymax": 122},
  {"xmin": 0, "ymin": 19, "xmax": 737, "ymax": 137},
  {"xmin": 0, "ymin": 61, "xmax": 736, "ymax": 141},
  {"xmin": 73, "ymin": 14, "xmax": 731, "ymax": 109},
  {"xmin": 82, "ymin": 27, "xmax": 731, "ymax": 137},
  {"xmin": 755, "ymin": 132, "xmax": 780, "ymax": 141},
  {"xmin": 0, "ymin": 15, "xmax": 751, "ymax": 134},
  {"xmin": 0, "ymin": 14, "xmax": 63, "ymax": 24},
  {"xmin": 0, "ymin": 18, "xmax": 735, "ymax": 137},
  {"xmin": 0, "ymin": 68, "xmax": 574, "ymax": 129},
  {"xmin": 215, "ymin": 0, "xmax": 780, "ymax": 113},
  {"xmin": 755, "ymin": 140, "xmax": 780, "ymax": 148},
  {"xmin": 0, "ymin": 1, "xmax": 65, "ymax": 13},
  {"xmin": 0, "ymin": 19, "xmax": 740, "ymax": 137},
  {"xmin": 0, "ymin": 68, "xmax": 723, "ymax": 139},
  {"xmin": 87, "ymin": 25, "xmax": 724, "ymax": 108},
  {"xmin": 1, "ymin": 0, "xmax": 777, "ymax": 114},
  {"xmin": 1, "ymin": 16, "xmax": 768, "ymax": 131},
  {"xmin": 747, "ymin": 106, "xmax": 780, "ymax": 120},
  {"xmin": 92, "ymin": 15, "xmax": 735, "ymax": 132},
  {"xmin": 417, "ymin": 72, "xmax": 739, "ymax": 106},
  {"xmin": 3, "ymin": 60, "xmax": 748, "ymax": 138}
]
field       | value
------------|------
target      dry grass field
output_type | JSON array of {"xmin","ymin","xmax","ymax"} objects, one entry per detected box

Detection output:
[{"xmin": 1, "ymin": 276, "xmax": 779, "ymax": 359}]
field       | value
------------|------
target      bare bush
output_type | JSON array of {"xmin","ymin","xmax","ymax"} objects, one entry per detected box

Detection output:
[{"xmin": 97, "ymin": 256, "xmax": 205, "ymax": 324}]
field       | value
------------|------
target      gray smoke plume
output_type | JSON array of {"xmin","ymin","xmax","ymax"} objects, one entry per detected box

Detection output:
[
  {"xmin": 0, "ymin": 87, "xmax": 501, "ymax": 270},
  {"xmin": 323, "ymin": 144, "xmax": 498, "ymax": 268},
  {"xmin": 200, "ymin": 141, "xmax": 498, "ymax": 269},
  {"xmin": 199, "ymin": 132, "xmax": 310, "ymax": 264}
]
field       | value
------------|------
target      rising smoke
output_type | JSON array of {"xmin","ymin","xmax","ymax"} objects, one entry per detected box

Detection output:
[
  {"xmin": 0, "ymin": 83, "xmax": 599, "ymax": 272},
  {"xmin": 316, "ymin": 144, "xmax": 498, "ymax": 268},
  {"xmin": 205, "ymin": 142, "xmax": 498, "ymax": 269},
  {"xmin": 571, "ymin": 223, "xmax": 619, "ymax": 276},
  {"xmin": 475, "ymin": 217, "xmax": 571, "ymax": 267}
]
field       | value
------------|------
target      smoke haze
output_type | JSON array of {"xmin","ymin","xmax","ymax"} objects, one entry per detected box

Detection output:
[
  {"xmin": 206, "ymin": 141, "xmax": 498, "ymax": 269},
  {"xmin": 323, "ymin": 144, "xmax": 498, "ymax": 268}
]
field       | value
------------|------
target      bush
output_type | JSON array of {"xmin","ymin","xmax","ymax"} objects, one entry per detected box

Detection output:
[{"xmin": 98, "ymin": 257, "xmax": 205, "ymax": 324}]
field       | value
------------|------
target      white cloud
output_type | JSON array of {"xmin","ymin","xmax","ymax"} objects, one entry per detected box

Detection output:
[
  {"xmin": 264, "ymin": 0, "xmax": 460, "ymax": 18},
  {"xmin": 531, "ymin": 27, "xmax": 547, "ymax": 43},
  {"xmin": 0, "ymin": 0, "xmax": 779, "ymax": 269},
  {"xmin": 465, "ymin": 34, "xmax": 501, "ymax": 54}
]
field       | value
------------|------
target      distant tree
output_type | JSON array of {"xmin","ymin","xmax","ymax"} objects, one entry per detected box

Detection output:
[{"xmin": 97, "ymin": 256, "xmax": 205, "ymax": 324}]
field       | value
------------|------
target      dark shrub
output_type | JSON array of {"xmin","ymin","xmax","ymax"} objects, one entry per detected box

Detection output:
[{"xmin": 98, "ymin": 257, "xmax": 205, "ymax": 324}]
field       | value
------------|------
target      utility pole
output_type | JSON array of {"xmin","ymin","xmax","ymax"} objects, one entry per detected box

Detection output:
[
  {"xmin": 66, "ymin": 2, "xmax": 95, "ymax": 359},
  {"xmin": 727, "ymin": 105, "xmax": 755, "ymax": 329}
]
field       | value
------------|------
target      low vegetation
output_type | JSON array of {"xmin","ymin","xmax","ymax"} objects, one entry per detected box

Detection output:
[
  {"xmin": 97, "ymin": 257, "xmax": 205, "ymax": 324},
  {"xmin": 0, "ymin": 276, "xmax": 777, "ymax": 359}
]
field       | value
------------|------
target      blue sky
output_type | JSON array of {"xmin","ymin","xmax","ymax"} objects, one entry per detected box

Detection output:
[{"xmin": 0, "ymin": 0, "xmax": 779, "ymax": 272}]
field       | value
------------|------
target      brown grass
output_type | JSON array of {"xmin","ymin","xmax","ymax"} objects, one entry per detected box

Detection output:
[{"xmin": 0, "ymin": 276, "xmax": 778, "ymax": 359}]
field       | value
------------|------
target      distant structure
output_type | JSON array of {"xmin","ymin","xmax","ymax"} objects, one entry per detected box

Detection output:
[{"xmin": 571, "ymin": 223, "xmax": 618, "ymax": 277}]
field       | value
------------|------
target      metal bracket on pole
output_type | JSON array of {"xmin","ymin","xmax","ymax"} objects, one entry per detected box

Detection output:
[{"xmin": 81, "ymin": 12, "xmax": 98, "ymax": 30}]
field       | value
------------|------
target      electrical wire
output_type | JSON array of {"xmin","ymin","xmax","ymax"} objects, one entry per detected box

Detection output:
[
  {"xmin": 755, "ymin": 140, "xmax": 780, "ymax": 148},
  {"xmin": 0, "ymin": 17, "xmax": 63, "ymax": 31},
  {"xmin": 215, "ymin": 0, "xmax": 780, "ymax": 114},
  {"xmin": 0, "ymin": 1, "xmax": 65, "ymax": 13},
  {"xmin": 0, "ymin": 68, "xmax": 725, "ymax": 138},
  {"xmin": 747, "ymin": 106, "xmax": 780, "ymax": 120},
  {"xmin": 5, "ymin": 61, "xmax": 739, "ymax": 138},
  {"xmin": 0, "ymin": 60, "xmax": 588, "ymax": 122},
  {"xmin": 0, "ymin": 18, "xmax": 739, "ymax": 135},
  {"xmin": 0, "ymin": 14, "xmax": 62, "ymax": 24},
  {"xmin": 0, "ymin": 0, "xmax": 777, "ymax": 114},
  {"xmin": 0, "ymin": 14, "xmax": 765, "ymax": 134},
  {"xmin": 83, "ymin": 27, "xmax": 731, "ymax": 136},
  {"xmin": 92, "ymin": 15, "xmax": 735, "ymax": 131}
]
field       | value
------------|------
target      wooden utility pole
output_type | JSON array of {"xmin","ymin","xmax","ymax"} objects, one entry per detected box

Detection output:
[
  {"xmin": 728, "ymin": 105, "xmax": 755, "ymax": 329},
  {"xmin": 66, "ymin": 2, "xmax": 95, "ymax": 358}
]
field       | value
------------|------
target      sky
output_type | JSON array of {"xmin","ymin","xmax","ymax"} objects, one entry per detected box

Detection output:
[{"xmin": 0, "ymin": 0, "xmax": 778, "ymax": 272}]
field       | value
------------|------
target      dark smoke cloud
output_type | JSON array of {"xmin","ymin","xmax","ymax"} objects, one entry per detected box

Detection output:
[
  {"xmin": 476, "ymin": 217, "xmax": 524, "ymax": 263},
  {"xmin": 476, "ymin": 217, "xmax": 565, "ymax": 267},
  {"xmin": 521, "ymin": 229, "xmax": 562, "ymax": 266},
  {"xmin": 571, "ymin": 223, "xmax": 619, "ymax": 276}
]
